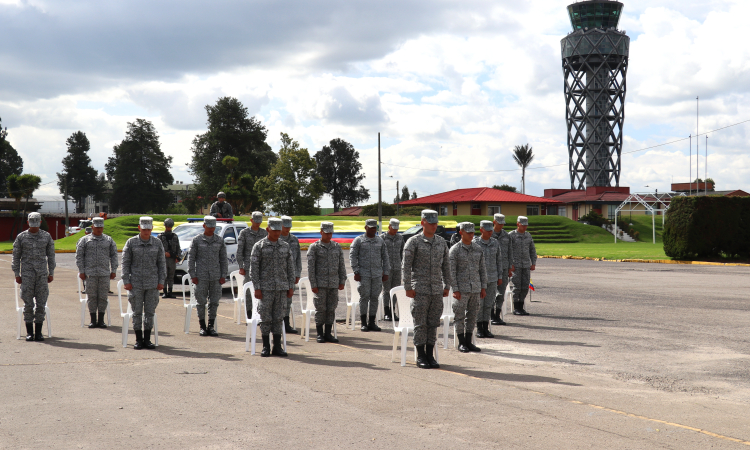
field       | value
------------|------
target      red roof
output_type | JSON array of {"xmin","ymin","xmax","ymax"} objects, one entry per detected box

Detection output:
[
  {"xmin": 327, "ymin": 206, "xmax": 363, "ymax": 216},
  {"xmin": 398, "ymin": 188, "xmax": 562, "ymax": 205},
  {"xmin": 544, "ymin": 186, "xmax": 631, "ymax": 203}
]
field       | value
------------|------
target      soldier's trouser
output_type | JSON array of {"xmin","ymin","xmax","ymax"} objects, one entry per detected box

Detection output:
[
  {"xmin": 165, "ymin": 259, "xmax": 176, "ymax": 291},
  {"xmin": 86, "ymin": 275, "xmax": 110, "ymax": 314},
  {"xmin": 512, "ymin": 268, "xmax": 531, "ymax": 306},
  {"xmin": 21, "ymin": 271, "xmax": 48, "ymax": 323},
  {"xmin": 286, "ymin": 284, "xmax": 297, "ymax": 314},
  {"xmin": 259, "ymin": 290, "xmax": 285, "ymax": 335},
  {"xmin": 411, "ymin": 293, "xmax": 443, "ymax": 347},
  {"xmin": 358, "ymin": 276, "xmax": 382, "ymax": 317},
  {"xmin": 452, "ymin": 292, "xmax": 480, "ymax": 334},
  {"xmin": 380, "ymin": 270, "xmax": 401, "ymax": 314},
  {"xmin": 195, "ymin": 279, "xmax": 222, "ymax": 321},
  {"xmin": 495, "ymin": 271, "xmax": 510, "ymax": 311},
  {"xmin": 128, "ymin": 289, "xmax": 159, "ymax": 331},
  {"xmin": 313, "ymin": 288, "xmax": 338, "ymax": 325},
  {"xmin": 478, "ymin": 283, "xmax": 496, "ymax": 322}
]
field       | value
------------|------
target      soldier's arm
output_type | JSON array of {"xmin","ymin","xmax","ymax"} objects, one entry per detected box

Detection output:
[
  {"xmin": 219, "ymin": 241, "xmax": 229, "ymax": 279},
  {"xmin": 307, "ymin": 244, "xmax": 318, "ymax": 288},
  {"xmin": 441, "ymin": 243, "xmax": 452, "ymax": 291},
  {"xmin": 46, "ymin": 234, "xmax": 56, "ymax": 276},
  {"xmin": 156, "ymin": 239, "xmax": 167, "ymax": 285},
  {"xmin": 285, "ymin": 250, "xmax": 295, "ymax": 289},
  {"xmin": 121, "ymin": 239, "xmax": 132, "ymax": 285},
  {"xmin": 11, "ymin": 234, "xmax": 22, "ymax": 277},
  {"xmin": 337, "ymin": 245, "xmax": 347, "ymax": 285},
  {"xmin": 496, "ymin": 244, "xmax": 503, "ymax": 278},
  {"xmin": 449, "ymin": 246, "xmax": 459, "ymax": 292},
  {"xmin": 209, "ymin": 203, "xmax": 217, "ymax": 216},
  {"xmin": 75, "ymin": 237, "xmax": 86, "ymax": 274},
  {"xmin": 294, "ymin": 240, "xmax": 302, "ymax": 277},
  {"xmin": 381, "ymin": 239, "xmax": 391, "ymax": 275},
  {"xmin": 250, "ymin": 242, "xmax": 261, "ymax": 287},
  {"xmin": 236, "ymin": 230, "xmax": 246, "ymax": 269},
  {"xmin": 530, "ymin": 235, "xmax": 537, "ymax": 266},
  {"xmin": 401, "ymin": 239, "xmax": 415, "ymax": 291},
  {"xmin": 188, "ymin": 238, "xmax": 198, "ymax": 279},
  {"xmin": 226, "ymin": 204, "xmax": 234, "ymax": 219},
  {"xmin": 110, "ymin": 238, "xmax": 119, "ymax": 273},
  {"xmin": 479, "ymin": 250, "xmax": 487, "ymax": 285},
  {"xmin": 508, "ymin": 233, "xmax": 514, "ymax": 266},
  {"xmin": 349, "ymin": 238, "xmax": 360, "ymax": 273}
]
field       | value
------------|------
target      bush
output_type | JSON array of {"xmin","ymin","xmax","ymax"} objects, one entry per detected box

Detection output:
[
  {"xmin": 164, "ymin": 203, "xmax": 188, "ymax": 215},
  {"xmin": 398, "ymin": 205, "xmax": 429, "ymax": 216},
  {"xmin": 361, "ymin": 203, "xmax": 396, "ymax": 216},
  {"xmin": 634, "ymin": 231, "xmax": 640, "ymax": 241},
  {"xmin": 579, "ymin": 211, "xmax": 609, "ymax": 227}
]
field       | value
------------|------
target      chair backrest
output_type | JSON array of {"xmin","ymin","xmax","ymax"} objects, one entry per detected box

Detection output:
[
  {"xmin": 242, "ymin": 281, "xmax": 260, "ymax": 320},
  {"xmin": 230, "ymin": 270, "xmax": 244, "ymax": 302},
  {"xmin": 392, "ymin": 287, "xmax": 415, "ymax": 329},
  {"xmin": 181, "ymin": 274, "xmax": 196, "ymax": 306},
  {"xmin": 77, "ymin": 276, "xmax": 87, "ymax": 302},
  {"xmin": 298, "ymin": 277, "xmax": 314, "ymax": 311},
  {"xmin": 116, "ymin": 279, "xmax": 132, "ymax": 316},
  {"xmin": 442, "ymin": 288, "xmax": 454, "ymax": 317},
  {"xmin": 345, "ymin": 273, "xmax": 360, "ymax": 305}
]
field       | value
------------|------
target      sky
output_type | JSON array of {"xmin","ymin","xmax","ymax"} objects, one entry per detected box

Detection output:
[{"xmin": 2, "ymin": 0, "xmax": 749, "ymax": 207}]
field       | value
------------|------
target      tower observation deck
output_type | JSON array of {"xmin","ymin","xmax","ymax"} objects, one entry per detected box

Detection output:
[{"xmin": 561, "ymin": 1, "xmax": 629, "ymax": 189}]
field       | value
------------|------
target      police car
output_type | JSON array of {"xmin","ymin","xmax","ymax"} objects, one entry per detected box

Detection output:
[{"xmin": 172, "ymin": 218, "xmax": 247, "ymax": 283}]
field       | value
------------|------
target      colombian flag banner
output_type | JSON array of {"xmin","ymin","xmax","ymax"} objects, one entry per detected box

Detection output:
[{"xmin": 529, "ymin": 280, "xmax": 535, "ymax": 291}]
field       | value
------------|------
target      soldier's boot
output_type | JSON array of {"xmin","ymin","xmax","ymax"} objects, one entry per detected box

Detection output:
[
  {"xmin": 207, "ymin": 319, "xmax": 219, "ymax": 337},
  {"xmin": 491, "ymin": 307, "xmax": 506, "ymax": 326},
  {"xmin": 316, "ymin": 324, "xmax": 325, "ymax": 343},
  {"xmin": 34, "ymin": 322, "xmax": 44, "ymax": 342},
  {"xmin": 199, "ymin": 318, "xmax": 208, "ymax": 337},
  {"xmin": 284, "ymin": 316, "xmax": 298, "ymax": 334},
  {"xmin": 425, "ymin": 344, "xmax": 440, "ymax": 369},
  {"xmin": 167, "ymin": 288, "xmax": 175, "ymax": 299},
  {"xmin": 513, "ymin": 301, "xmax": 528, "ymax": 316},
  {"xmin": 416, "ymin": 345, "xmax": 430, "ymax": 369},
  {"xmin": 483, "ymin": 322, "xmax": 494, "ymax": 338},
  {"xmin": 457, "ymin": 333, "xmax": 470, "ymax": 353},
  {"xmin": 88, "ymin": 313, "xmax": 98, "ymax": 329},
  {"xmin": 97, "ymin": 311, "xmax": 107, "ymax": 329},
  {"xmin": 161, "ymin": 287, "xmax": 168, "ymax": 298},
  {"xmin": 368, "ymin": 316, "xmax": 381, "ymax": 332},
  {"xmin": 25, "ymin": 323, "xmax": 34, "ymax": 342},
  {"xmin": 143, "ymin": 329, "xmax": 156, "ymax": 350},
  {"xmin": 475, "ymin": 322, "xmax": 486, "ymax": 338},
  {"xmin": 360, "ymin": 315, "xmax": 369, "ymax": 332},
  {"xmin": 464, "ymin": 332, "xmax": 481, "ymax": 352},
  {"xmin": 133, "ymin": 330, "xmax": 144, "ymax": 350},
  {"xmin": 383, "ymin": 302, "xmax": 392, "ymax": 322},
  {"xmin": 324, "ymin": 324, "xmax": 339, "ymax": 343},
  {"xmin": 261, "ymin": 335, "xmax": 271, "ymax": 357},
  {"xmin": 271, "ymin": 334, "xmax": 287, "ymax": 357}
]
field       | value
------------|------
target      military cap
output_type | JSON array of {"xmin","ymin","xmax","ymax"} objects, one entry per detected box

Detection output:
[
  {"xmin": 203, "ymin": 215, "xmax": 217, "ymax": 228},
  {"xmin": 267, "ymin": 217, "xmax": 282, "ymax": 231},
  {"xmin": 321, "ymin": 222, "xmax": 334, "ymax": 233},
  {"xmin": 365, "ymin": 219, "xmax": 378, "ymax": 228},
  {"xmin": 251, "ymin": 211, "xmax": 263, "ymax": 224},
  {"xmin": 217, "ymin": 191, "xmax": 226, "ymax": 198},
  {"xmin": 480, "ymin": 220, "xmax": 493, "ymax": 231},
  {"xmin": 281, "ymin": 215, "xmax": 293, "ymax": 228},
  {"xmin": 92, "ymin": 217, "xmax": 104, "ymax": 228},
  {"xmin": 139, "ymin": 216, "xmax": 154, "ymax": 230},
  {"xmin": 389, "ymin": 218, "xmax": 400, "ymax": 230},
  {"xmin": 421, "ymin": 209, "xmax": 439, "ymax": 224},
  {"xmin": 28, "ymin": 212, "xmax": 42, "ymax": 227},
  {"xmin": 459, "ymin": 222, "xmax": 475, "ymax": 233},
  {"xmin": 85, "ymin": 227, "xmax": 92, "ymax": 234},
  {"xmin": 164, "ymin": 218, "xmax": 174, "ymax": 228},
  {"xmin": 493, "ymin": 213, "xmax": 506, "ymax": 225},
  {"xmin": 517, "ymin": 216, "xmax": 529, "ymax": 225}
]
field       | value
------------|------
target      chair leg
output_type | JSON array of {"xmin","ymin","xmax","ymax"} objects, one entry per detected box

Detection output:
[
  {"xmin": 122, "ymin": 316, "xmax": 130, "ymax": 348},
  {"xmin": 81, "ymin": 301, "xmax": 86, "ymax": 327},
  {"xmin": 392, "ymin": 331, "xmax": 399, "ymax": 362},
  {"xmin": 304, "ymin": 314, "xmax": 311, "ymax": 343},
  {"xmin": 401, "ymin": 332, "xmax": 408, "ymax": 367},
  {"xmin": 250, "ymin": 322, "xmax": 258, "ymax": 355},
  {"xmin": 282, "ymin": 326, "xmax": 287, "ymax": 351},
  {"xmin": 442, "ymin": 320, "xmax": 450, "ymax": 349},
  {"xmin": 16, "ymin": 311, "xmax": 22, "ymax": 340},
  {"xmin": 153, "ymin": 315, "xmax": 159, "ymax": 346},
  {"xmin": 106, "ymin": 302, "xmax": 111, "ymax": 326},
  {"xmin": 333, "ymin": 321, "xmax": 338, "ymax": 339},
  {"xmin": 184, "ymin": 306, "xmax": 191, "ymax": 334},
  {"xmin": 245, "ymin": 321, "xmax": 252, "ymax": 352},
  {"xmin": 45, "ymin": 306, "xmax": 51, "ymax": 337},
  {"xmin": 434, "ymin": 343, "xmax": 439, "ymax": 364},
  {"xmin": 289, "ymin": 304, "xmax": 296, "ymax": 329}
]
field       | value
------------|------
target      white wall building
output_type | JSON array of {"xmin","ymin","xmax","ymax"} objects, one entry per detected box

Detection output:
[{"xmin": 36, "ymin": 195, "xmax": 76, "ymax": 214}]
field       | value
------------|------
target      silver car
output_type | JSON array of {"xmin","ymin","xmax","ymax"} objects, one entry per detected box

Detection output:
[{"xmin": 171, "ymin": 221, "xmax": 247, "ymax": 283}]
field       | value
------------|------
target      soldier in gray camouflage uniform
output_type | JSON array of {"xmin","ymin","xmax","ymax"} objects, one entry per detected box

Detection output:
[
  {"xmin": 122, "ymin": 217, "xmax": 166, "ymax": 349},
  {"xmin": 209, "ymin": 191, "xmax": 234, "ymax": 219},
  {"xmin": 279, "ymin": 215, "xmax": 301, "ymax": 334},
  {"xmin": 188, "ymin": 216, "xmax": 228, "ymax": 337},
  {"xmin": 307, "ymin": 222, "xmax": 347, "ymax": 343},
  {"xmin": 76, "ymin": 217, "xmax": 118, "ymax": 328},
  {"xmin": 12, "ymin": 212, "xmax": 55, "ymax": 342},
  {"xmin": 450, "ymin": 222, "xmax": 486, "ymax": 353},
  {"xmin": 509, "ymin": 216, "xmax": 536, "ymax": 316},
  {"xmin": 403, "ymin": 210, "xmax": 451, "ymax": 369},
  {"xmin": 350, "ymin": 218, "xmax": 390, "ymax": 332},
  {"xmin": 158, "ymin": 218, "xmax": 181, "ymax": 298},
  {"xmin": 251, "ymin": 217, "xmax": 295, "ymax": 357},
  {"xmin": 237, "ymin": 211, "xmax": 267, "ymax": 315},
  {"xmin": 474, "ymin": 220, "xmax": 502, "ymax": 338},
  {"xmin": 491, "ymin": 213, "xmax": 514, "ymax": 325},
  {"xmin": 380, "ymin": 218, "xmax": 403, "ymax": 322}
]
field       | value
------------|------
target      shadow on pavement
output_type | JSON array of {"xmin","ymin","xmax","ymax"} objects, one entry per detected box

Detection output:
[
  {"xmin": 443, "ymin": 367, "xmax": 582, "ymax": 386},
  {"xmin": 503, "ymin": 323, "xmax": 599, "ymax": 333},
  {"xmin": 151, "ymin": 345, "xmax": 242, "ymax": 362},
  {"xmin": 479, "ymin": 348, "xmax": 594, "ymax": 366},
  {"xmin": 336, "ymin": 335, "xmax": 396, "ymax": 351},
  {"xmin": 499, "ymin": 336, "xmax": 600, "ymax": 347},
  {"xmin": 533, "ymin": 314, "xmax": 618, "ymax": 322},
  {"xmin": 44, "ymin": 337, "xmax": 117, "ymax": 353},
  {"xmin": 290, "ymin": 352, "xmax": 389, "ymax": 371}
]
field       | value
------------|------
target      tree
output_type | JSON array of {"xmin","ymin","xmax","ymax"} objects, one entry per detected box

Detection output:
[
  {"xmin": 492, "ymin": 184, "xmax": 517, "ymax": 193},
  {"xmin": 693, "ymin": 177, "xmax": 716, "ymax": 191},
  {"xmin": 512, "ymin": 144, "xmax": 534, "ymax": 194},
  {"xmin": 314, "ymin": 138, "xmax": 370, "ymax": 212},
  {"xmin": 400, "ymin": 185, "xmax": 410, "ymax": 202},
  {"xmin": 105, "ymin": 119, "xmax": 174, "ymax": 213},
  {"xmin": 7, "ymin": 173, "xmax": 41, "ymax": 239},
  {"xmin": 220, "ymin": 155, "xmax": 259, "ymax": 215},
  {"xmin": 411, "ymin": 191, "xmax": 418, "ymax": 200},
  {"xmin": 56, "ymin": 131, "xmax": 105, "ymax": 212},
  {"xmin": 0, "ymin": 141, "xmax": 23, "ymax": 199},
  {"xmin": 189, "ymin": 97, "xmax": 277, "ymax": 201},
  {"xmin": 256, "ymin": 133, "xmax": 324, "ymax": 215}
]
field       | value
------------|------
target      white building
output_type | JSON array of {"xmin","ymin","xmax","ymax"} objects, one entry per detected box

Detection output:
[{"xmin": 36, "ymin": 195, "xmax": 76, "ymax": 214}]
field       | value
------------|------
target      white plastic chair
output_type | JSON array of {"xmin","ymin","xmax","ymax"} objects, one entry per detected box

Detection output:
[
  {"xmin": 244, "ymin": 281, "xmax": 287, "ymax": 354},
  {"xmin": 229, "ymin": 270, "xmax": 245, "ymax": 324},
  {"xmin": 181, "ymin": 274, "xmax": 216, "ymax": 334},
  {"xmin": 14, "ymin": 281, "xmax": 51, "ymax": 339},
  {"xmin": 78, "ymin": 276, "xmax": 111, "ymax": 327},
  {"xmin": 344, "ymin": 273, "xmax": 360, "ymax": 330},
  {"xmin": 502, "ymin": 282, "xmax": 513, "ymax": 320},
  {"xmin": 439, "ymin": 288, "xmax": 455, "ymax": 349},
  {"xmin": 117, "ymin": 279, "xmax": 159, "ymax": 348},
  {"xmin": 390, "ymin": 286, "xmax": 439, "ymax": 366},
  {"xmin": 298, "ymin": 277, "xmax": 337, "ymax": 342}
]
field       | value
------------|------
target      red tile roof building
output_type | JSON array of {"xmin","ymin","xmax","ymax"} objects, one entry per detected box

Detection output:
[{"xmin": 398, "ymin": 187, "xmax": 561, "ymax": 217}]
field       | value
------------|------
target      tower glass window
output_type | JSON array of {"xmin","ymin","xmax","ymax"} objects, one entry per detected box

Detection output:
[{"xmin": 568, "ymin": 1, "xmax": 623, "ymax": 30}]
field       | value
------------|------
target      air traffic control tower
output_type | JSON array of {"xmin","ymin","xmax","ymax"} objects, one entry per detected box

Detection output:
[{"xmin": 561, "ymin": 1, "xmax": 629, "ymax": 189}]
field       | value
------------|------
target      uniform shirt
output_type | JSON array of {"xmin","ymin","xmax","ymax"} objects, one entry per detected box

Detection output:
[
  {"xmin": 449, "ymin": 241, "xmax": 487, "ymax": 294},
  {"xmin": 122, "ymin": 235, "xmax": 166, "ymax": 289},
  {"xmin": 508, "ymin": 230, "xmax": 537, "ymax": 269},
  {"xmin": 12, "ymin": 230, "xmax": 56, "ymax": 277},
  {"xmin": 279, "ymin": 233, "xmax": 302, "ymax": 278},
  {"xmin": 188, "ymin": 233, "xmax": 229, "ymax": 280},
  {"xmin": 473, "ymin": 236, "xmax": 503, "ymax": 281},
  {"xmin": 250, "ymin": 238, "xmax": 295, "ymax": 291},
  {"xmin": 76, "ymin": 233, "xmax": 118, "ymax": 276},
  {"xmin": 380, "ymin": 232, "xmax": 404, "ymax": 274},
  {"xmin": 492, "ymin": 229, "xmax": 514, "ymax": 270},
  {"xmin": 349, "ymin": 234, "xmax": 390, "ymax": 278},
  {"xmin": 307, "ymin": 240, "xmax": 347, "ymax": 289},
  {"xmin": 237, "ymin": 227, "xmax": 268, "ymax": 273},
  {"xmin": 402, "ymin": 234, "xmax": 451, "ymax": 295},
  {"xmin": 209, "ymin": 201, "xmax": 233, "ymax": 219},
  {"xmin": 158, "ymin": 232, "xmax": 181, "ymax": 262}
]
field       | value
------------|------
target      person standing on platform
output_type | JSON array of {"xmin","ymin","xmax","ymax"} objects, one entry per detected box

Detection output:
[
  {"xmin": 209, "ymin": 191, "xmax": 233, "ymax": 219},
  {"xmin": 449, "ymin": 222, "xmax": 486, "ymax": 353},
  {"xmin": 509, "ymin": 216, "xmax": 536, "ymax": 316},
  {"xmin": 307, "ymin": 222, "xmax": 346, "ymax": 343},
  {"xmin": 380, "ymin": 218, "xmax": 403, "ymax": 321},
  {"xmin": 158, "ymin": 218, "xmax": 181, "ymax": 298},
  {"xmin": 474, "ymin": 220, "xmax": 502, "ymax": 338},
  {"xmin": 237, "ymin": 211, "xmax": 267, "ymax": 316},
  {"xmin": 188, "ymin": 216, "xmax": 228, "ymax": 337},
  {"xmin": 491, "ymin": 213, "xmax": 514, "ymax": 325},
  {"xmin": 349, "ymin": 219, "xmax": 390, "ymax": 332},
  {"xmin": 279, "ymin": 215, "xmax": 301, "ymax": 335},
  {"xmin": 449, "ymin": 225, "xmax": 461, "ymax": 248},
  {"xmin": 76, "ymin": 217, "xmax": 118, "ymax": 328}
]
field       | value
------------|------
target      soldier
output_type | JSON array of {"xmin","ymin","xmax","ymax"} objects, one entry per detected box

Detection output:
[
  {"xmin": 449, "ymin": 225, "xmax": 461, "ymax": 248},
  {"xmin": 449, "ymin": 222, "xmax": 486, "ymax": 353},
  {"xmin": 158, "ymin": 218, "xmax": 181, "ymax": 298},
  {"xmin": 402, "ymin": 210, "xmax": 451, "ymax": 369},
  {"xmin": 12, "ymin": 212, "xmax": 55, "ymax": 342},
  {"xmin": 474, "ymin": 220, "xmax": 502, "ymax": 338},
  {"xmin": 251, "ymin": 217, "xmax": 295, "ymax": 357},
  {"xmin": 350, "ymin": 218, "xmax": 390, "ymax": 332},
  {"xmin": 491, "ymin": 213, "xmax": 514, "ymax": 325},
  {"xmin": 380, "ymin": 218, "xmax": 403, "ymax": 322},
  {"xmin": 279, "ymin": 215, "xmax": 301, "ymax": 335},
  {"xmin": 122, "ymin": 217, "xmax": 166, "ymax": 349},
  {"xmin": 209, "ymin": 191, "xmax": 234, "ymax": 219},
  {"xmin": 509, "ymin": 216, "xmax": 536, "ymax": 316},
  {"xmin": 307, "ymin": 222, "xmax": 346, "ymax": 343},
  {"xmin": 188, "ymin": 216, "xmax": 228, "ymax": 337},
  {"xmin": 76, "ymin": 217, "xmax": 118, "ymax": 328},
  {"xmin": 237, "ymin": 211, "xmax": 267, "ymax": 316}
]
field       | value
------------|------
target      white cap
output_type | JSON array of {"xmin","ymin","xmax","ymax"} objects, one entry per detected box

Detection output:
[{"xmin": 139, "ymin": 217, "xmax": 154, "ymax": 229}]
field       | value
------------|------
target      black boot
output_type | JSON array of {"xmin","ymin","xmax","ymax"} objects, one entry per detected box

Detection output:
[
  {"xmin": 161, "ymin": 287, "xmax": 168, "ymax": 298},
  {"xmin": 513, "ymin": 302, "xmax": 529, "ymax": 315},
  {"xmin": 25, "ymin": 323, "xmax": 34, "ymax": 341},
  {"xmin": 368, "ymin": 315, "xmax": 381, "ymax": 332},
  {"xmin": 97, "ymin": 311, "xmax": 107, "ymax": 328},
  {"xmin": 383, "ymin": 302, "xmax": 392, "ymax": 321},
  {"xmin": 88, "ymin": 313, "xmax": 98, "ymax": 328},
  {"xmin": 324, "ymin": 324, "xmax": 339, "ymax": 343},
  {"xmin": 207, "ymin": 319, "xmax": 219, "ymax": 337},
  {"xmin": 316, "ymin": 324, "xmax": 325, "ymax": 343},
  {"xmin": 465, "ymin": 332, "xmax": 481, "ymax": 352},
  {"xmin": 166, "ymin": 288, "xmax": 175, "ymax": 299},
  {"xmin": 475, "ymin": 321, "xmax": 486, "ymax": 338},
  {"xmin": 284, "ymin": 316, "xmax": 298, "ymax": 334},
  {"xmin": 34, "ymin": 322, "xmax": 44, "ymax": 342},
  {"xmin": 272, "ymin": 334, "xmax": 288, "ymax": 357},
  {"xmin": 199, "ymin": 318, "xmax": 208, "ymax": 336},
  {"xmin": 143, "ymin": 329, "xmax": 156, "ymax": 349},
  {"xmin": 133, "ymin": 330, "xmax": 144, "ymax": 349},
  {"xmin": 360, "ymin": 315, "xmax": 369, "ymax": 332},
  {"xmin": 261, "ymin": 335, "xmax": 271, "ymax": 357},
  {"xmin": 483, "ymin": 321, "xmax": 494, "ymax": 338},
  {"xmin": 457, "ymin": 333, "xmax": 470, "ymax": 353},
  {"xmin": 425, "ymin": 344, "xmax": 440, "ymax": 369},
  {"xmin": 491, "ymin": 307, "xmax": 506, "ymax": 325},
  {"xmin": 416, "ymin": 345, "xmax": 430, "ymax": 369}
]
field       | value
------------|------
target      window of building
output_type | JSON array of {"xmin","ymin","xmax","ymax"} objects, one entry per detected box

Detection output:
[
  {"xmin": 488, "ymin": 205, "xmax": 501, "ymax": 215},
  {"xmin": 559, "ymin": 206, "xmax": 567, "ymax": 217},
  {"xmin": 527, "ymin": 205, "xmax": 540, "ymax": 216},
  {"xmin": 439, "ymin": 205, "xmax": 448, "ymax": 216},
  {"xmin": 547, "ymin": 205, "xmax": 558, "ymax": 215},
  {"xmin": 471, "ymin": 203, "xmax": 481, "ymax": 215},
  {"xmin": 607, "ymin": 204, "xmax": 618, "ymax": 220}
]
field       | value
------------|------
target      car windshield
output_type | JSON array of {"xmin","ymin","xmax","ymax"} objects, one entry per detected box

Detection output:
[
  {"xmin": 174, "ymin": 225, "xmax": 223, "ymax": 241},
  {"xmin": 403, "ymin": 225, "xmax": 422, "ymax": 234}
]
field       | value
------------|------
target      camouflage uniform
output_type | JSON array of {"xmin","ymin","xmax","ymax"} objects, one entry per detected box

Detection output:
[
  {"xmin": 158, "ymin": 230, "xmax": 181, "ymax": 294},
  {"xmin": 492, "ymin": 229, "xmax": 514, "ymax": 311},
  {"xmin": 449, "ymin": 240, "xmax": 487, "ymax": 334},
  {"xmin": 279, "ymin": 231, "xmax": 302, "ymax": 312},
  {"xmin": 122, "ymin": 235, "xmax": 166, "ymax": 331},
  {"xmin": 474, "ymin": 235, "xmax": 502, "ymax": 322},
  {"xmin": 307, "ymin": 239, "xmax": 347, "ymax": 325},
  {"xmin": 509, "ymin": 229, "xmax": 537, "ymax": 309},
  {"xmin": 251, "ymin": 238, "xmax": 295, "ymax": 335},
  {"xmin": 209, "ymin": 201, "xmax": 233, "ymax": 219},
  {"xmin": 380, "ymin": 230, "xmax": 404, "ymax": 316},
  {"xmin": 188, "ymin": 233, "xmax": 228, "ymax": 323},
  {"xmin": 76, "ymin": 233, "xmax": 118, "ymax": 313},
  {"xmin": 12, "ymin": 229, "xmax": 55, "ymax": 323},
  {"xmin": 350, "ymin": 233, "xmax": 390, "ymax": 318},
  {"xmin": 237, "ymin": 227, "xmax": 267, "ymax": 277}
]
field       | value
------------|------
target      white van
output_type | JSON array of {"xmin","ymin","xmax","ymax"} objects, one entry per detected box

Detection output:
[{"xmin": 171, "ymin": 221, "xmax": 247, "ymax": 284}]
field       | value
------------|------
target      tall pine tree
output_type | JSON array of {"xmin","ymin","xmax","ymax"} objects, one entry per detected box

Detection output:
[
  {"xmin": 0, "ymin": 117, "xmax": 23, "ymax": 198},
  {"xmin": 56, "ymin": 131, "xmax": 105, "ymax": 212},
  {"xmin": 314, "ymin": 138, "xmax": 370, "ymax": 212}
]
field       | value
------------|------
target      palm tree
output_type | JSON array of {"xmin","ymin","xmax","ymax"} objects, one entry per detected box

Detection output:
[{"xmin": 512, "ymin": 144, "xmax": 534, "ymax": 194}]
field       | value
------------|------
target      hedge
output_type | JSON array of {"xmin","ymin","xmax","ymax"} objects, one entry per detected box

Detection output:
[{"xmin": 663, "ymin": 196, "xmax": 750, "ymax": 259}]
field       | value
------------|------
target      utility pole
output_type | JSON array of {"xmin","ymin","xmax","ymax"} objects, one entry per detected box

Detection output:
[
  {"xmin": 705, "ymin": 136, "xmax": 708, "ymax": 196},
  {"xmin": 396, "ymin": 180, "xmax": 399, "ymax": 217},
  {"xmin": 64, "ymin": 175, "xmax": 70, "ymax": 237},
  {"xmin": 689, "ymin": 134, "xmax": 692, "ymax": 196},
  {"xmin": 377, "ymin": 132, "xmax": 382, "ymax": 233},
  {"xmin": 696, "ymin": 96, "xmax": 699, "ymax": 194}
]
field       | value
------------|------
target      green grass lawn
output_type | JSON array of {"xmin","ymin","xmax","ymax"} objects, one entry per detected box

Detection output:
[
  {"xmin": 617, "ymin": 214, "xmax": 665, "ymax": 243},
  {"xmin": 536, "ymin": 242, "xmax": 668, "ymax": 260}
]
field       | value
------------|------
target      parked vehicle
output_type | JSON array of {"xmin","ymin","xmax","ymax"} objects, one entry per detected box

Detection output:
[
  {"xmin": 399, "ymin": 224, "xmax": 453, "ymax": 243},
  {"xmin": 173, "ymin": 221, "xmax": 247, "ymax": 284}
]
